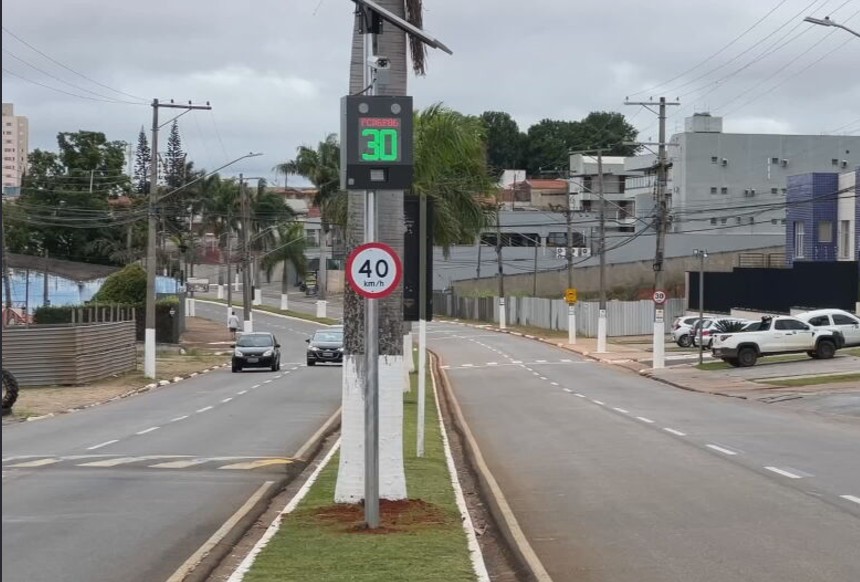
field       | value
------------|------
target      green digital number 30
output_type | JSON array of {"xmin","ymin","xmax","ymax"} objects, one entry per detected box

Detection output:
[{"xmin": 361, "ymin": 128, "xmax": 398, "ymax": 161}]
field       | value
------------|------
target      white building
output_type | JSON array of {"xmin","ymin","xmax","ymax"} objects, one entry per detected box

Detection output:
[{"xmin": 2, "ymin": 103, "xmax": 28, "ymax": 197}]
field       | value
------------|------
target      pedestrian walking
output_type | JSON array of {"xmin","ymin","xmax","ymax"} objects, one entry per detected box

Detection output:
[{"xmin": 228, "ymin": 310, "xmax": 240, "ymax": 340}]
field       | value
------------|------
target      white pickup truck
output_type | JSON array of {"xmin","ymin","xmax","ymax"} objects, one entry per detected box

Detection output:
[{"xmin": 711, "ymin": 315, "xmax": 845, "ymax": 367}]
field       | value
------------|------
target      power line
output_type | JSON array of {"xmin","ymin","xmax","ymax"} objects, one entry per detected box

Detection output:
[{"xmin": 1, "ymin": 67, "xmax": 145, "ymax": 106}]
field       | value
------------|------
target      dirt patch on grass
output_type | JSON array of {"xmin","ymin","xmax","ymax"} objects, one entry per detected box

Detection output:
[{"xmin": 310, "ymin": 499, "xmax": 454, "ymax": 532}]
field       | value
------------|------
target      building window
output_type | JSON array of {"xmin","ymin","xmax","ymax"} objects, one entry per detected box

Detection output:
[
  {"xmin": 832, "ymin": 159, "xmax": 839, "ymax": 166},
  {"xmin": 771, "ymin": 157, "xmax": 779, "ymax": 164},
  {"xmin": 749, "ymin": 217, "xmax": 755, "ymax": 225},
  {"xmin": 710, "ymin": 186, "xmax": 718, "ymax": 194},
  {"xmin": 546, "ymin": 232, "xmax": 567, "ymax": 247},
  {"xmin": 720, "ymin": 187, "xmax": 728, "ymax": 194},
  {"xmin": 839, "ymin": 220, "xmax": 850, "ymax": 258},
  {"xmin": 710, "ymin": 218, "xmax": 717, "ymax": 225},
  {"xmin": 771, "ymin": 219, "xmax": 778, "ymax": 225},
  {"xmin": 721, "ymin": 218, "xmax": 727, "ymax": 225},
  {"xmin": 771, "ymin": 187, "xmax": 778, "ymax": 194},
  {"xmin": 818, "ymin": 221, "xmax": 833, "ymax": 243},
  {"xmin": 736, "ymin": 217, "xmax": 742, "ymax": 225},
  {"xmin": 794, "ymin": 222, "xmax": 805, "ymax": 258},
  {"xmin": 711, "ymin": 156, "xmax": 718, "ymax": 164},
  {"xmin": 781, "ymin": 188, "xmax": 787, "ymax": 195}
]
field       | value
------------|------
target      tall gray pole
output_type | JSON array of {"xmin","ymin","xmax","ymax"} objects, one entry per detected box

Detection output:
[
  {"xmin": 240, "ymin": 174, "xmax": 252, "ymax": 332},
  {"xmin": 363, "ymin": 20, "xmax": 380, "ymax": 529},
  {"xmin": 532, "ymin": 235, "xmax": 538, "ymax": 297},
  {"xmin": 596, "ymin": 150, "xmax": 607, "ymax": 352},
  {"xmin": 42, "ymin": 249, "xmax": 49, "ymax": 307},
  {"xmin": 696, "ymin": 249, "xmax": 707, "ymax": 365},
  {"xmin": 226, "ymin": 209, "xmax": 233, "ymax": 315},
  {"xmin": 144, "ymin": 99, "xmax": 159, "ymax": 378},
  {"xmin": 417, "ymin": 193, "xmax": 428, "ymax": 457},
  {"xmin": 566, "ymin": 187, "xmax": 576, "ymax": 344},
  {"xmin": 495, "ymin": 197, "xmax": 506, "ymax": 329},
  {"xmin": 476, "ymin": 241, "xmax": 482, "ymax": 280},
  {"xmin": 655, "ymin": 97, "xmax": 668, "ymax": 291}
]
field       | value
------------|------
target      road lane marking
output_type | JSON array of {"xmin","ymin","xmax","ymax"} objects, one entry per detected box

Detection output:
[
  {"xmin": 150, "ymin": 459, "xmax": 212, "ymax": 469},
  {"xmin": 196, "ymin": 406, "xmax": 214, "ymax": 413},
  {"xmin": 574, "ymin": 393, "xmax": 585, "ymax": 398},
  {"xmin": 840, "ymin": 495, "xmax": 860, "ymax": 505},
  {"xmin": 664, "ymin": 428, "xmax": 686, "ymax": 436},
  {"xmin": 263, "ymin": 380, "xmax": 273, "ymax": 384},
  {"xmin": 87, "ymin": 439, "xmax": 119, "ymax": 450},
  {"xmin": 219, "ymin": 458, "xmax": 293, "ymax": 470},
  {"xmin": 221, "ymin": 397, "xmax": 233, "ymax": 403},
  {"xmin": 561, "ymin": 359, "xmax": 572, "ymax": 363},
  {"xmin": 237, "ymin": 390, "xmax": 248, "ymax": 395},
  {"xmin": 706, "ymin": 444, "xmax": 738, "ymax": 456},
  {"xmin": 511, "ymin": 360, "xmax": 522, "ymax": 364},
  {"xmin": 441, "ymin": 365, "xmax": 451, "ymax": 369},
  {"xmin": 251, "ymin": 384, "xmax": 261, "ymax": 389},
  {"xmin": 486, "ymin": 362, "xmax": 498, "ymax": 366},
  {"xmin": 171, "ymin": 415, "xmax": 189, "ymax": 422},
  {"xmin": 764, "ymin": 466, "xmax": 803, "ymax": 479},
  {"xmin": 136, "ymin": 427, "xmax": 160, "ymax": 435},
  {"xmin": 550, "ymin": 382, "xmax": 559, "ymax": 386},
  {"xmin": 592, "ymin": 400, "xmax": 605, "ymax": 405},
  {"xmin": 77, "ymin": 457, "xmax": 146, "ymax": 468},
  {"xmin": 7, "ymin": 458, "xmax": 60, "ymax": 468},
  {"xmin": 636, "ymin": 417, "xmax": 655, "ymax": 424},
  {"xmin": 536, "ymin": 359, "xmax": 547, "ymax": 363},
  {"xmin": 462, "ymin": 364, "xmax": 474, "ymax": 368},
  {"xmin": 612, "ymin": 407, "xmax": 629, "ymax": 414},
  {"xmin": 532, "ymin": 372, "xmax": 540, "ymax": 376},
  {"xmin": 563, "ymin": 388, "xmax": 573, "ymax": 393},
  {"xmin": 539, "ymin": 376, "xmax": 548, "ymax": 380}
]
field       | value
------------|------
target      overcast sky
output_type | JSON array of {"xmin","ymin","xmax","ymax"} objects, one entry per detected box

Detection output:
[{"xmin": 2, "ymin": 0, "xmax": 858, "ymax": 186}]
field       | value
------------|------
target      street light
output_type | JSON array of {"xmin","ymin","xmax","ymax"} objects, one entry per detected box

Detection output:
[
  {"xmin": 693, "ymin": 249, "xmax": 708, "ymax": 365},
  {"xmin": 803, "ymin": 15, "xmax": 860, "ymax": 38}
]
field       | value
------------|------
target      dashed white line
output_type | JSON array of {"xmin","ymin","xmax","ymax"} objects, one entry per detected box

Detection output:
[
  {"xmin": 536, "ymin": 359, "xmax": 547, "ymax": 363},
  {"xmin": 136, "ymin": 427, "xmax": 160, "ymax": 435},
  {"xmin": 237, "ymin": 390, "xmax": 248, "ymax": 395},
  {"xmin": 563, "ymin": 388, "xmax": 573, "ymax": 393},
  {"xmin": 612, "ymin": 407, "xmax": 629, "ymax": 414},
  {"xmin": 574, "ymin": 393, "xmax": 585, "ymax": 398},
  {"xmin": 251, "ymin": 384, "xmax": 261, "ymax": 389},
  {"xmin": 221, "ymin": 397, "xmax": 233, "ymax": 403},
  {"xmin": 560, "ymin": 359, "xmax": 572, "ymax": 363},
  {"xmin": 550, "ymin": 382, "xmax": 559, "ymax": 386},
  {"xmin": 636, "ymin": 417, "xmax": 655, "ymax": 424},
  {"xmin": 171, "ymin": 415, "xmax": 189, "ymax": 422},
  {"xmin": 196, "ymin": 406, "xmax": 214, "ymax": 413},
  {"xmin": 706, "ymin": 444, "xmax": 738, "ymax": 456},
  {"xmin": 87, "ymin": 439, "xmax": 119, "ymax": 450},
  {"xmin": 539, "ymin": 376, "xmax": 548, "ymax": 380},
  {"xmin": 764, "ymin": 466, "xmax": 804, "ymax": 479},
  {"xmin": 664, "ymin": 428, "xmax": 686, "ymax": 436},
  {"xmin": 532, "ymin": 372, "xmax": 540, "ymax": 376},
  {"xmin": 840, "ymin": 495, "xmax": 860, "ymax": 505},
  {"xmin": 511, "ymin": 360, "xmax": 523, "ymax": 364},
  {"xmin": 486, "ymin": 362, "xmax": 498, "ymax": 366},
  {"xmin": 592, "ymin": 400, "xmax": 605, "ymax": 406}
]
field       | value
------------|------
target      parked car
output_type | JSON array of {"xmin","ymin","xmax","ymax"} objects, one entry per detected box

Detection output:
[
  {"xmin": 692, "ymin": 318, "xmax": 751, "ymax": 349},
  {"xmin": 672, "ymin": 315, "xmax": 701, "ymax": 347},
  {"xmin": 232, "ymin": 332, "xmax": 281, "ymax": 372},
  {"xmin": 711, "ymin": 315, "xmax": 844, "ymax": 367},
  {"xmin": 306, "ymin": 328, "xmax": 344, "ymax": 366},
  {"xmin": 795, "ymin": 309, "xmax": 860, "ymax": 347}
]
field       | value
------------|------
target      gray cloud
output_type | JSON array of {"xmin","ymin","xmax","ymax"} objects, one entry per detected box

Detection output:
[{"xmin": 3, "ymin": 0, "xmax": 858, "ymax": 184}]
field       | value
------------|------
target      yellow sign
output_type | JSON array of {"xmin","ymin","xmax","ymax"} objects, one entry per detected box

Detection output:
[{"xmin": 565, "ymin": 288, "xmax": 577, "ymax": 304}]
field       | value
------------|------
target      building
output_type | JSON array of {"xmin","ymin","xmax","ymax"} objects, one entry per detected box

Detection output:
[
  {"xmin": 785, "ymin": 167, "xmax": 858, "ymax": 263},
  {"xmin": 2, "ymin": 103, "xmax": 29, "ymax": 197},
  {"xmin": 624, "ymin": 113, "xmax": 860, "ymax": 235},
  {"xmin": 569, "ymin": 154, "xmax": 636, "ymax": 233}
]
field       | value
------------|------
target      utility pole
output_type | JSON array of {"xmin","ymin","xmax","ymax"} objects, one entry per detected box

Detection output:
[
  {"xmin": 42, "ymin": 249, "xmax": 49, "ymax": 307},
  {"xmin": 240, "ymin": 173, "xmax": 253, "ymax": 333},
  {"xmin": 625, "ymin": 96, "xmax": 680, "ymax": 369},
  {"xmin": 476, "ymin": 240, "xmax": 482, "ymax": 280},
  {"xmin": 226, "ymin": 208, "xmax": 233, "ymax": 317},
  {"xmin": 694, "ymin": 249, "xmax": 708, "ymax": 365},
  {"xmin": 144, "ymin": 98, "xmax": 212, "ymax": 379},
  {"xmin": 596, "ymin": 151, "xmax": 607, "ymax": 353},
  {"xmin": 495, "ymin": 197, "xmax": 506, "ymax": 329},
  {"xmin": 532, "ymin": 235, "xmax": 539, "ymax": 297},
  {"xmin": 566, "ymin": 186, "xmax": 576, "ymax": 344}
]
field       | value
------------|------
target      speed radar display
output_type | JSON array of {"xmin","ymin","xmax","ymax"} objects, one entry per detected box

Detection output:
[{"xmin": 341, "ymin": 95, "xmax": 413, "ymax": 190}]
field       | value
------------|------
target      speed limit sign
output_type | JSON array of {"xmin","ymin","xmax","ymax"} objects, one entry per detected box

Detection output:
[
  {"xmin": 653, "ymin": 289, "xmax": 667, "ymax": 305},
  {"xmin": 346, "ymin": 242, "xmax": 403, "ymax": 299}
]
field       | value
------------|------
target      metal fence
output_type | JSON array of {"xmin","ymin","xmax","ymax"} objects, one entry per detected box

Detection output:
[
  {"xmin": 433, "ymin": 292, "xmax": 685, "ymax": 337},
  {"xmin": 1, "ymin": 321, "xmax": 136, "ymax": 387}
]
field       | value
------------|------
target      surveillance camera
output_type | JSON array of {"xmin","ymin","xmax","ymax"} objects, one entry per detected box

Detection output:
[{"xmin": 368, "ymin": 56, "xmax": 391, "ymax": 70}]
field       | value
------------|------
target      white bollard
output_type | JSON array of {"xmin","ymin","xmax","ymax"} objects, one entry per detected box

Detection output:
[
  {"xmin": 596, "ymin": 309, "xmax": 607, "ymax": 353},
  {"xmin": 652, "ymin": 309, "xmax": 665, "ymax": 369},
  {"xmin": 568, "ymin": 305, "xmax": 576, "ymax": 344},
  {"xmin": 280, "ymin": 293, "xmax": 288, "ymax": 311},
  {"xmin": 233, "ymin": 273, "xmax": 240, "ymax": 292},
  {"xmin": 216, "ymin": 284, "xmax": 224, "ymax": 299},
  {"xmin": 498, "ymin": 297, "xmax": 507, "ymax": 329},
  {"xmin": 316, "ymin": 300, "xmax": 327, "ymax": 319},
  {"xmin": 253, "ymin": 288, "xmax": 262, "ymax": 306},
  {"xmin": 188, "ymin": 298, "xmax": 196, "ymax": 317},
  {"xmin": 243, "ymin": 318, "xmax": 253, "ymax": 333}
]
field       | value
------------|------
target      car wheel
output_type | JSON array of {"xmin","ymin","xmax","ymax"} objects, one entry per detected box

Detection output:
[
  {"xmin": 723, "ymin": 358, "xmax": 741, "ymax": 368},
  {"xmin": 307, "ymin": 359, "xmax": 316, "ymax": 366},
  {"xmin": 2, "ymin": 369, "xmax": 19, "ymax": 411},
  {"xmin": 807, "ymin": 351, "xmax": 820, "ymax": 359},
  {"xmin": 232, "ymin": 364, "xmax": 241, "ymax": 373},
  {"xmin": 737, "ymin": 347, "xmax": 757, "ymax": 367},
  {"xmin": 677, "ymin": 334, "xmax": 693, "ymax": 348},
  {"xmin": 814, "ymin": 340, "xmax": 836, "ymax": 360}
]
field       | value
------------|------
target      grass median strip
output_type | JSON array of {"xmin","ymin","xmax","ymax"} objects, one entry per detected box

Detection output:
[
  {"xmin": 243, "ymin": 363, "xmax": 477, "ymax": 582},
  {"xmin": 761, "ymin": 373, "xmax": 860, "ymax": 387}
]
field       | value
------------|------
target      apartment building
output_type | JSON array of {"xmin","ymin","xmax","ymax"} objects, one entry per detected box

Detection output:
[
  {"xmin": 624, "ymin": 113, "xmax": 860, "ymax": 235},
  {"xmin": 2, "ymin": 103, "xmax": 29, "ymax": 197}
]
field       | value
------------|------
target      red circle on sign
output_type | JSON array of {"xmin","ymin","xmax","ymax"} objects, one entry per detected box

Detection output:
[
  {"xmin": 346, "ymin": 242, "xmax": 403, "ymax": 299},
  {"xmin": 653, "ymin": 290, "xmax": 667, "ymax": 305}
]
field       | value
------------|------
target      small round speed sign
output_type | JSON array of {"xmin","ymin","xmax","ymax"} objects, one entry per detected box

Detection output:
[
  {"xmin": 346, "ymin": 242, "xmax": 403, "ymax": 299},
  {"xmin": 653, "ymin": 290, "xmax": 667, "ymax": 305}
]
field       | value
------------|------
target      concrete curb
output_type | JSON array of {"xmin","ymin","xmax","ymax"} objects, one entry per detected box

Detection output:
[
  {"xmin": 196, "ymin": 299, "xmax": 337, "ymax": 327},
  {"xmin": 10, "ymin": 362, "xmax": 231, "ymax": 425},
  {"xmin": 433, "ymin": 351, "xmax": 553, "ymax": 582}
]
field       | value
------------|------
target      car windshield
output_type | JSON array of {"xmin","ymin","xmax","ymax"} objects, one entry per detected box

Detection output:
[
  {"xmin": 237, "ymin": 335, "xmax": 274, "ymax": 347},
  {"xmin": 313, "ymin": 331, "xmax": 343, "ymax": 343}
]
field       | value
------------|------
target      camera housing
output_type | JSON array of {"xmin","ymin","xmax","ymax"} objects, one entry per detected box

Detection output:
[{"xmin": 368, "ymin": 56, "xmax": 391, "ymax": 70}]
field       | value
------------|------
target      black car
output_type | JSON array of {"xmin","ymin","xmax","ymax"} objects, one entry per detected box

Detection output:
[
  {"xmin": 232, "ymin": 332, "xmax": 281, "ymax": 372},
  {"xmin": 306, "ymin": 328, "xmax": 344, "ymax": 366}
]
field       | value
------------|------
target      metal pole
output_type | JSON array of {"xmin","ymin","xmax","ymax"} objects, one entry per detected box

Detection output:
[
  {"xmin": 417, "ymin": 194, "xmax": 427, "ymax": 457},
  {"xmin": 566, "ymin": 192, "xmax": 576, "ymax": 344},
  {"xmin": 144, "ymin": 99, "xmax": 159, "ymax": 379},
  {"xmin": 596, "ymin": 151, "xmax": 607, "ymax": 353},
  {"xmin": 24, "ymin": 267, "xmax": 30, "ymax": 322},
  {"xmin": 42, "ymin": 249, "xmax": 49, "ymax": 307},
  {"xmin": 363, "ymin": 17, "xmax": 380, "ymax": 529},
  {"xmin": 495, "ymin": 198, "xmax": 506, "ymax": 329},
  {"xmin": 476, "ymin": 240, "xmax": 482, "ymax": 280},
  {"xmin": 240, "ymin": 174, "xmax": 252, "ymax": 333},
  {"xmin": 532, "ymin": 235, "xmax": 538, "ymax": 296},
  {"xmin": 697, "ymin": 250, "xmax": 706, "ymax": 365},
  {"xmin": 226, "ymin": 210, "xmax": 233, "ymax": 316}
]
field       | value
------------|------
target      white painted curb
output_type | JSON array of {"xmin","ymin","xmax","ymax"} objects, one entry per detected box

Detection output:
[
  {"xmin": 226, "ymin": 438, "xmax": 342, "ymax": 582},
  {"xmin": 431, "ymin": 353, "xmax": 491, "ymax": 582}
]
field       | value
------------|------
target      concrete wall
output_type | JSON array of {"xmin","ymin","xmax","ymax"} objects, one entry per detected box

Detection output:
[{"xmin": 452, "ymin": 246, "xmax": 784, "ymax": 299}]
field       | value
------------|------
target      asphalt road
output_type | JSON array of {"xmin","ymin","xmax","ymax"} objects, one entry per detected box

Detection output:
[
  {"xmin": 430, "ymin": 321, "xmax": 860, "ymax": 582},
  {"xmin": 1, "ymin": 302, "xmax": 340, "ymax": 582}
]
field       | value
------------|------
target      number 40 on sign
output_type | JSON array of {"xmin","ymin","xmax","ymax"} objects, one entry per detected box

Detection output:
[{"xmin": 346, "ymin": 242, "xmax": 403, "ymax": 299}]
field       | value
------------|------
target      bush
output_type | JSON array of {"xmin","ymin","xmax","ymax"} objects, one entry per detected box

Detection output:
[{"xmin": 91, "ymin": 263, "xmax": 147, "ymax": 305}]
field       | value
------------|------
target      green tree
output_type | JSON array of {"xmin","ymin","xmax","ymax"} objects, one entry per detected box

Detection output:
[
  {"xmin": 273, "ymin": 134, "xmax": 341, "ymax": 223},
  {"xmin": 165, "ymin": 120, "xmax": 186, "ymax": 189},
  {"xmin": 578, "ymin": 111, "xmax": 639, "ymax": 156},
  {"xmin": 480, "ymin": 111, "xmax": 526, "ymax": 177},
  {"xmin": 260, "ymin": 222, "xmax": 307, "ymax": 308},
  {"xmin": 133, "ymin": 127, "xmax": 151, "ymax": 195},
  {"xmin": 524, "ymin": 119, "xmax": 582, "ymax": 176},
  {"xmin": 91, "ymin": 263, "xmax": 147, "ymax": 304}
]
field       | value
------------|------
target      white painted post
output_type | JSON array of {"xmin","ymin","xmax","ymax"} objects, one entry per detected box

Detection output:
[
  {"xmin": 188, "ymin": 297, "xmax": 195, "ymax": 317},
  {"xmin": 316, "ymin": 300, "xmax": 327, "ymax": 319},
  {"xmin": 417, "ymin": 318, "xmax": 427, "ymax": 457},
  {"xmin": 280, "ymin": 293, "xmax": 288, "ymax": 311},
  {"xmin": 233, "ymin": 272, "xmax": 240, "ymax": 292},
  {"xmin": 216, "ymin": 284, "xmax": 224, "ymax": 299},
  {"xmin": 498, "ymin": 297, "xmax": 507, "ymax": 329},
  {"xmin": 253, "ymin": 287, "xmax": 262, "ymax": 306},
  {"xmin": 568, "ymin": 304, "xmax": 576, "ymax": 344},
  {"xmin": 653, "ymin": 308, "xmax": 665, "ymax": 369},
  {"xmin": 596, "ymin": 309, "xmax": 607, "ymax": 353},
  {"xmin": 144, "ymin": 329, "xmax": 156, "ymax": 378}
]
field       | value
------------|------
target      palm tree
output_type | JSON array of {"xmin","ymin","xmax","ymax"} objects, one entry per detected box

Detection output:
[
  {"xmin": 260, "ymin": 222, "xmax": 307, "ymax": 311},
  {"xmin": 336, "ymin": 0, "xmax": 427, "ymax": 504},
  {"xmin": 273, "ymin": 134, "xmax": 341, "ymax": 221}
]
